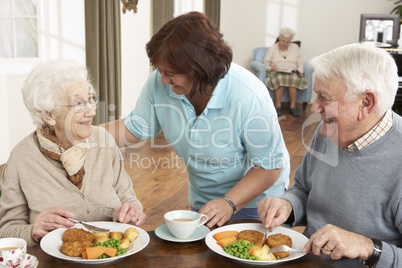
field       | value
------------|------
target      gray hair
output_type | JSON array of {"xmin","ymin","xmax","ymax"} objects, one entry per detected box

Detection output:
[
  {"xmin": 22, "ymin": 59, "xmax": 94, "ymax": 127},
  {"xmin": 310, "ymin": 43, "xmax": 398, "ymax": 115},
  {"xmin": 279, "ymin": 27, "xmax": 295, "ymax": 40}
]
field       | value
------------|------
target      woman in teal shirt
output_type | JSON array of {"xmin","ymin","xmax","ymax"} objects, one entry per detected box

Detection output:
[{"xmin": 103, "ymin": 11, "xmax": 290, "ymax": 228}]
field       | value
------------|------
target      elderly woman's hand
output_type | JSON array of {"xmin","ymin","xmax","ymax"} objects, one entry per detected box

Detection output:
[
  {"xmin": 257, "ymin": 197, "xmax": 292, "ymax": 231},
  {"xmin": 32, "ymin": 207, "xmax": 75, "ymax": 243},
  {"xmin": 199, "ymin": 198, "xmax": 233, "ymax": 228},
  {"xmin": 304, "ymin": 224, "xmax": 374, "ymax": 260},
  {"xmin": 114, "ymin": 201, "xmax": 146, "ymax": 226}
]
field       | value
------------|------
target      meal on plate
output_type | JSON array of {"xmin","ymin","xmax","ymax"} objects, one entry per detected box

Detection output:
[
  {"xmin": 266, "ymin": 233, "xmax": 292, "ymax": 258},
  {"xmin": 60, "ymin": 227, "xmax": 139, "ymax": 259},
  {"xmin": 237, "ymin": 230, "xmax": 265, "ymax": 246},
  {"xmin": 213, "ymin": 230, "xmax": 292, "ymax": 261},
  {"xmin": 61, "ymin": 229, "xmax": 94, "ymax": 257}
]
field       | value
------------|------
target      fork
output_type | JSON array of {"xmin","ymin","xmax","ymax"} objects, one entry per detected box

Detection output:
[
  {"xmin": 268, "ymin": 245, "xmax": 304, "ymax": 254},
  {"xmin": 100, "ymin": 206, "xmax": 114, "ymax": 218}
]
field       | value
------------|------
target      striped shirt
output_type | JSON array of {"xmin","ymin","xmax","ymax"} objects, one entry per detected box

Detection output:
[{"xmin": 345, "ymin": 110, "xmax": 393, "ymax": 151}]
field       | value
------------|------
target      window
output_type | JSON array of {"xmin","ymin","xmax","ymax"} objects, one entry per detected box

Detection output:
[
  {"xmin": 0, "ymin": 0, "xmax": 39, "ymax": 58},
  {"xmin": 174, "ymin": 0, "xmax": 203, "ymax": 17}
]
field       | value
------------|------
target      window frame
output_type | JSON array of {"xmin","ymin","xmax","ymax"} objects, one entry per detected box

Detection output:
[{"xmin": 0, "ymin": 0, "xmax": 44, "ymax": 72}]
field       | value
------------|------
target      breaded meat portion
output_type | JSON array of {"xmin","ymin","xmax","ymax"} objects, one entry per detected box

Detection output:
[
  {"xmin": 60, "ymin": 240, "xmax": 93, "ymax": 257},
  {"xmin": 266, "ymin": 233, "xmax": 292, "ymax": 258},
  {"xmin": 62, "ymin": 228, "xmax": 94, "ymax": 243},
  {"xmin": 237, "ymin": 230, "xmax": 265, "ymax": 246}
]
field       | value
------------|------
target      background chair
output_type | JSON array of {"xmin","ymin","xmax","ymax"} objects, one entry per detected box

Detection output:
[{"xmin": 249, "ymin": 46, "xmax": 314, "ymax": 110}]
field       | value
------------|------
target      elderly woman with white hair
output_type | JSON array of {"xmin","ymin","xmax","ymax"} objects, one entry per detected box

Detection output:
[
  {"xmin": 264, "ymin": 27, "xmax": 308, "ymax": 117},
  {"xmin": 0, "ymin": 59, "xmax": 146, "ymax": 246}
]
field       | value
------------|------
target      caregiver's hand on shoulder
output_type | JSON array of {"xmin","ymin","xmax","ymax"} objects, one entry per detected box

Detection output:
[
  {"xmin": 32, "ymin": 207, "xmax": 75, "ymax": 243},
  {"xmin": 199, "ymin": 198, "xmax": 233, "ymax": 228}
]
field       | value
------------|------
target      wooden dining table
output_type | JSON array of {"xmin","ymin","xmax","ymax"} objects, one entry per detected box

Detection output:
[{"xmin": 27, "ymin": 220, "xmax": 334, "ymax": 267}]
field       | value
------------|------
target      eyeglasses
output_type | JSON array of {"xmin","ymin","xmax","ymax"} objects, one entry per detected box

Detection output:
[{"xmin": 61, "ymin": 94, "xmax": 99, "ymax": 112}]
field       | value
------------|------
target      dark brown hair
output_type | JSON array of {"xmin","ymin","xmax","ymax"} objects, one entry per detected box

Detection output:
[{"xmin": 146, "ymin": 11, "xmax": 233, "ymax": 97}]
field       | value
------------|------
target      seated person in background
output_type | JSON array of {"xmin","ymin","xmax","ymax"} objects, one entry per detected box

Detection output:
[
  {"xmin": 264, "ymin": 27, "xmax": 308, "ymax": 117},
  {"xmin": 258, "ymin": 43, "xmax": 402, "ymax": 268},
  {"xmin": 0, "ymin": 59, "xmax": 146, "ymax": 246}
]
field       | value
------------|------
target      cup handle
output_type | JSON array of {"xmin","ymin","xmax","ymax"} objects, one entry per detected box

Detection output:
[{"xmin": 197, "ymin": 214, "xmax": 208, "ymax": 227}]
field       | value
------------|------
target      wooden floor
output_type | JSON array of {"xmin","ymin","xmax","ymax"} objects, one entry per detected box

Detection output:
[
  {"xmin": 122, "ymin": 104, "xmax": 318, "ymax": 232},
  {"xmin": 0, "ymin": 104, "xmax": 318, "ymax": 232}
]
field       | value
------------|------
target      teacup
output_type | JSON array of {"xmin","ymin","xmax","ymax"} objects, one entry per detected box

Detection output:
[
  {"xmin": 164, "ymin": 210, "xmax": 208, "ymax": 239},
  {"xmin": 0, "ymin": 238, "xmax": 27, "ymax": 267}
]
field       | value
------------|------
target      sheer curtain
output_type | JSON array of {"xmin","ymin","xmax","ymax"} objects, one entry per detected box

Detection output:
[{"xmin": 84, "ymin": 0, "xmax": 121, "ymax": 124}]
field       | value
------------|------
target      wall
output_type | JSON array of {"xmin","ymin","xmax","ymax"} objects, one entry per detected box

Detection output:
[
  {"xmin": 120, "ymin": 0, "xmax": 151, "ymax": 117},
  {"xmin": 220, "ymin": 0, "xmax": 396, "ymax": 66}
]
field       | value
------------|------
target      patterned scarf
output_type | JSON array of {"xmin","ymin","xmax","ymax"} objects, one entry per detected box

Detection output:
[{"xmin": 37, "ymin": 125, "xmax": 90, "ymax": 189}]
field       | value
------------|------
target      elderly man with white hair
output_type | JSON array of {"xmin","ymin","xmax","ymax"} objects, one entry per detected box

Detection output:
[
  {"xmin": 0, "ymin": 59, "xmax": 145, "ymax": 246},
  {"xmin": 258, "ymin": 43, "xmax": 402, "ymax": 268}
]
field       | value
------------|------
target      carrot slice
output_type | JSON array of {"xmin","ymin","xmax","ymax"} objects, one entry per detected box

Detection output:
[
  {"xmin": 104, "ymin": 247, "xmax": 118, "ymax": 257},
  {"xmin": 217, "ymin": 236, "xmax": 237, "ymax": 247},
  {"xmin": 213, "ymin": 231, "xmax": 239, "ymax": 241},
  {"xmin": 82, "ymin": 250, "xmax": 88, "ymax": 259},
  {"xmin": 86, "ymin": 246, "xmax": 106, "ymax": 259}
]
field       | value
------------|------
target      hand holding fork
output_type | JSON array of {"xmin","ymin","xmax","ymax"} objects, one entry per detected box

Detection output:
[{"xmin": 100, "ymin": 202, "xmax": 146, "ymax": 226}]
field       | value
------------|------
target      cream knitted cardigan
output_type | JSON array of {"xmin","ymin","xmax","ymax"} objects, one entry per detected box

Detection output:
[{"xmin": 0, "ymin": 126, "xmax": 142, "ymax": 246}]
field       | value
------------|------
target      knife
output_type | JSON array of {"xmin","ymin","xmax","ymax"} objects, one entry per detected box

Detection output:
[
  {"xmin": 261, "ymin": 228, "xmax": 269, "ymax": 247},
  {"xmin": 68, "ymin": 218, "xmax": 110, "ymax": 232}
]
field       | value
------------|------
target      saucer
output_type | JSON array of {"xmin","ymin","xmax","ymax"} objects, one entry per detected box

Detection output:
[
  {"xmin": 155, "ymin": 224, "xmax": 210, "ymax": 242},
  {"xmin": 21, "ymin": 254, "xmax": 39, "ymax": 268}
]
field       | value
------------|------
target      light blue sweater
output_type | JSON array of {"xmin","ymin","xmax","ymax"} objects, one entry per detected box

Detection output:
[{"xmin": 283, "ymin": 112, "xmax": 402, "ymax": 267}]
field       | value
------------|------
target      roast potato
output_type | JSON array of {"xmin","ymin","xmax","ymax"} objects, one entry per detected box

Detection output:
[{"xmin": 124, "ymin": 228, "xmax": 139, "ymax": 242}]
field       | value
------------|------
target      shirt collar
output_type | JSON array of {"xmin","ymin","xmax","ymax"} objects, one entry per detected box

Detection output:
[
  {"xmin": 345, "ymin": 110, "xmax": 393, "ymax": 151},
  {"xmin": 205, "ymin": 68, "xmax": 230, "ymax": 109},
  {"xmin": 168, "ymin": 64, "xmax": 232, "ymax": 110}
]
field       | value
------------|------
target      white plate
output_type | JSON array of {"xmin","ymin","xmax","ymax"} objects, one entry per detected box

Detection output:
[
  {"xmin": 155, "ymin": 223, "xmax": 210, "ymax": 242},
  {"xmin": 40, "ymin": 222, "xmax": 150, "ymax": 264},
  {"xmin": 205, "ymin": 223, "xmax": 308, "ymax": 266}
]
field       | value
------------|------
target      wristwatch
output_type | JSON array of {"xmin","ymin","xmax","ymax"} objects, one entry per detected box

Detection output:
[
  {"xmin": 223, "ymin": 195, "xmax": 236, "ymax": 215},
  {"xmin": 360, "ymin": 238, "xmax": 382, "ymax": 268}
]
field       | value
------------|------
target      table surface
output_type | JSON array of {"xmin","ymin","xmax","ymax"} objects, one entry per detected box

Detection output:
[{"xmin": 28, "ymin": 220, "xmax": 334, "ymax": 268}]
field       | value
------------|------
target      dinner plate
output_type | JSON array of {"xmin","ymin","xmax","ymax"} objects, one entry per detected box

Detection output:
[
  {"xmin": 40, "ymin": 222, "xmax": 150, "ymax": 264},
  {"xmin": 205, "ymin": 223, "xmax": 308, "ymax": 266},
  {"xmin": 155, "ymin": 223, "xmax": 210, "ymax": 242}
]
